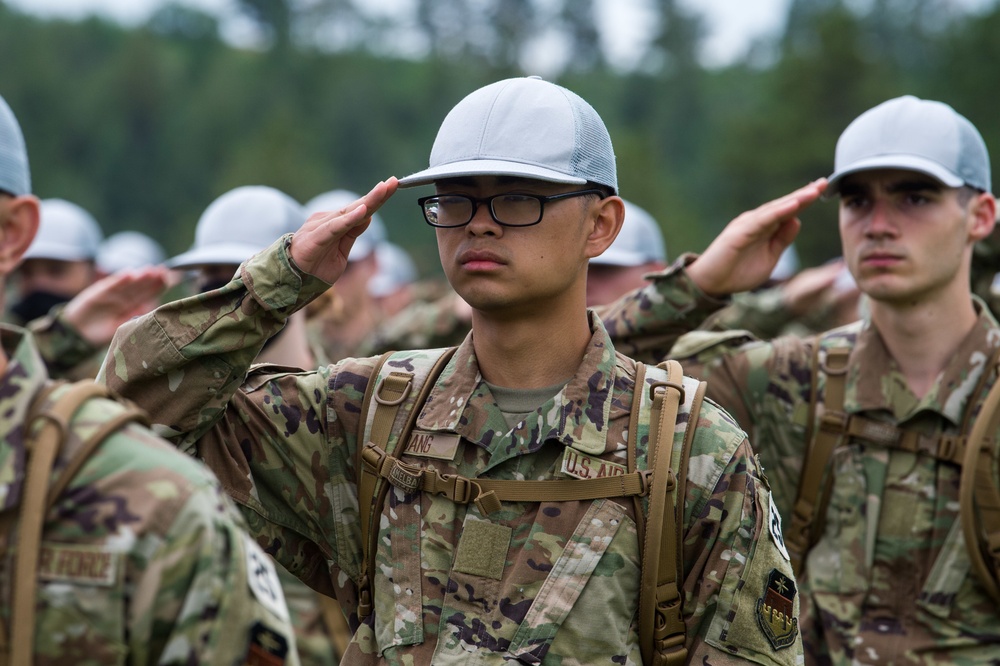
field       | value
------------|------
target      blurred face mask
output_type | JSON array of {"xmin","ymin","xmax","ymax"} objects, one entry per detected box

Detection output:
[{"xmin": 9, "ymin": 290, "xmax": 71, "ymax": 323}]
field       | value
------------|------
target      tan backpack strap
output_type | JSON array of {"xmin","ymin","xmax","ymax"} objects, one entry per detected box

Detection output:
[
  {"xmin": 638, "ymin": 360, "xmax": 686, "ymax": 666},
  {"xmin": 960, "ymin": 363, "xmax": 1000, "ymax": 603},
  {"xmin": 788, "ymin": 346, "xmax": 850, "ymax": 575},
  {"xmin": 356, "ymin": 348, "xmax": 456, "ymax": 620},
  {"xmin": 10, "ymin": 381, "xmax": 112, "ymax": 666},
  {"xmin": 361, "ymin": 443, "xmax": 654, "ymax": 514},
  {"xmin": 629, "ymin": 362, "xmax": 648, "ymax": 551},
  {"xmin": 318, "ymin": 594, "xmax": 352, "ymax": 658}
]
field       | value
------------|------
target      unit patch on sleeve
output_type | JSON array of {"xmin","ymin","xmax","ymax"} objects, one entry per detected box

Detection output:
[{"xmin": 756, "ymin": 568, "xmax": 799, "ymax": 650}]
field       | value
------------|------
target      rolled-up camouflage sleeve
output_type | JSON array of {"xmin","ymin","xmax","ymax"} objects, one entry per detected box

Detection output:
[{"xmin": 599, "ymin": 253, "xmax": 731, "ymax": 363}]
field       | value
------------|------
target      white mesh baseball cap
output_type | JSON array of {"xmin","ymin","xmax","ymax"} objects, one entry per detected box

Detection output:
[
  {"xmin": 591, "ymin": 199, "xmax": 665, "ymax": 267},
  {"xmin": 398, "ymin": 76, "xmax": 617, "ymax": 193},
  {"xmin": 23, "ymin": 199, "xmax": 103, "ymax": 261},
  {"xmin": 304, "ymin": 189, "xmax": 387, "ymax": 262},
  {"xmin": 827, "ymin": 95, "xmax": 991, "ymax": 193},
  {"xmin": 169, "ymin": 186, "xmax": 305, "ymax": 269},
  {"xmin": 0, "ymin": 94, "xmax": 29, "ymax": 197},
  {"xmin": 97, "ymin": 231, "xmax": 166, "ymax": 273}
]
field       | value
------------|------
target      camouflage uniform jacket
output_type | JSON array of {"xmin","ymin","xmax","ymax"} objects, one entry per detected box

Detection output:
[
  {"xmin": 607, "ymin": 261, "xmax": 1000, "ymax": 664},
  {"xmin": 101, "ymin": 236, "xmax": 804, "ymax": 666},
  {"xmin": 0, "ymin": 324, "xmax": 299, "ymax": 665}
]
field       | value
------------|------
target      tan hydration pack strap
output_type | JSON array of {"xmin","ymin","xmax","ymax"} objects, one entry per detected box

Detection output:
[
  {"xmin": 960, "ymin": 361, "xmax": 1000, "ymax": 603},
  {"xmin": 638, "ymin": 360, "xmax": 688, "ymax": 666},
  {"xmin": 355, "ymin": 348, "xmax": 457, "ymax": 620},
  {"xmin": 0, "ymin": 381, "xmax": 148, "ymax": 666},
  {"xmin": 355, "ymin": 352, "xmax": 702, "ymax": 664},
  {"xmin": 787, "ymin": 346, "xmax": 850, "ymax": 575}
]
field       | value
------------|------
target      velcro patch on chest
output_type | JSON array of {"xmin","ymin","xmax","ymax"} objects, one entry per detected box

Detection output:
[
  {"xmin": 756, "ymin": 568, "xmax": 799, "ymax": 650},
  {"xmin": 403, "ymin": 430, "xmax": 461, "ymax": 460},
  {"xmin": 560, "ymin": 446, "xmax": 627, "ymax": 480},
  {"xmin": 38, "ymin": 543, "xmax": 120, "ymax": 586}
]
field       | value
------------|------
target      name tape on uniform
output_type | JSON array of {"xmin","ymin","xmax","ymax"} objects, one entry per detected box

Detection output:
[
  {"xmin": 404, "ymin": 430, "xmax": 461, "ymax": 461},
  {"xmin": 38, "ymin": 543, "xmax": 120, "ymax": 586},
  {"xmin": 560, "ymin": 447, "xmax": 628, "ymax": 480}
]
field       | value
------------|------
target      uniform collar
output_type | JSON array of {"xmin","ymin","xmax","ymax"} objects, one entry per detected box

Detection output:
[
  {"xmin": 0, "ymin": 324, "xmax": 50, "ymax": 512},
  {"xmin": 845, "ymin": 300, "xmax": 1000, "ymax": 426},
  {"xmin": 415, "ymin": 312, "xmax": 619, "ymax": 470}
]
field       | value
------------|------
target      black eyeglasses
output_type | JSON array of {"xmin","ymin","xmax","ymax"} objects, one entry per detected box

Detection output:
[{"xmin": 417, "ymin": 189, "xmax": 606, "ymax": 228}]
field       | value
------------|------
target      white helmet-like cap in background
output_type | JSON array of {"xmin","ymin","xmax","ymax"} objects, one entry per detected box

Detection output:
[
  {"xmin": 369, "ymin": 242, "xmax": 418, "ymax": 298},
  {"xmin": 304, "ymin": 189, "xmax": 387, "ymax": 262},
  {"xmin": 591, "ymin": 199, "xmax": 666, "ymax": 267},
  {"xmin": 97, "ymin": 231, "xmax": 166, "ymax": 274},
  {"xmin": 0, "ymin": 94, "xmax": 30, "ymax": 196},
  {"xmin": 169, "ymin": 186, "xmax": 306, "ymax": 269},
  {"xmin": 24, "ymin": 199, "xmax": 103, "ymax": 261},
  {"xmin": 770, "ymin": 245, "xmax": 800, "ymax": 283}
]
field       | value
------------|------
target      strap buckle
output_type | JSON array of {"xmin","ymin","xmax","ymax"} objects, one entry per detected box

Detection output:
[
  {"xmin": 357, "ymin": 576, "xmax": 373, "ymax": 619},
  {"xmin": 649, "ymin": 380, "xmax": 686, "ymax": 405}
]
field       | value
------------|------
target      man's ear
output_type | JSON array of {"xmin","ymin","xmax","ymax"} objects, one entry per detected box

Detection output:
[
  {"xmin": 0, "ymin": 195, "xmax": 40, "ymax": 274},
  {"xmin": 584, "ymin": 195, "xmax": 625, "ymax": 260}
]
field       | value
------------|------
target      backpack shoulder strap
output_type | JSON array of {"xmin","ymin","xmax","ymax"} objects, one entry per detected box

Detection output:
[
  {"xmin": 355, "ymin": 347, "xmax": 457, "ymax": 620},
  {"xmin": 960, "ymin": 356, "xmax": 1000, "ymax": 603},
  {"xmin": 637, "ymin": 360, "xmax": 707, "ymax": 666},
  {"xmin": 2, "ymin": 380, "xmax": 149, "ymax": 666},
  {"xmin": 787, "ymin": 341, "xmax": 850, "ymax": 575}
]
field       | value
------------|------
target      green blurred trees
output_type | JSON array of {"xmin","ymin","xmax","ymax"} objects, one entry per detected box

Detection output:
[{"xmin": 0, "ymin": 0, "xmax": 997, "ymax": 275}]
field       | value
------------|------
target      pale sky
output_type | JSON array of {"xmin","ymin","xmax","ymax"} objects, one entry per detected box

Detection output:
[{"xmin": 5, "ymin": 0, "xmax": 792, "ymax": 69}]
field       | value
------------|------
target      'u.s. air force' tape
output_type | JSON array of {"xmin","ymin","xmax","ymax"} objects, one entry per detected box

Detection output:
[
  {"xmin": 244, "ymin": 535, "xmax": 290, "ymax": 623},
  {"xmin": 768, "ymin": 495, "xmax": 790, "ymax": 562}
]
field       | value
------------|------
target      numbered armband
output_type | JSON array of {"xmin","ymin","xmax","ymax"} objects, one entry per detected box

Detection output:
[{"xmin": 239, "ymin": 535, "xmax": 294, "ymax": 666}]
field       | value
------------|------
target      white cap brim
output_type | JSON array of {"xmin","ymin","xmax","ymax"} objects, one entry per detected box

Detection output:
[
  {"xmin": 398, "ymin": 159, "xmax": 588, "ymax": 188},
  {"xmin": 168, "ymin": 243, "xmax": 264, "ymax": 269},
  {"xmin": 22, "ymin": 240, "xmax": 95, "ymax": 262},
  {"xmin": 827, "ymin": 154, "xmax": 964, "ymax": 193}
]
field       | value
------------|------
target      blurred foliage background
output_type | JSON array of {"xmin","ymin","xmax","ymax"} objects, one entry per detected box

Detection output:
[{"xmin": 1, "ymin": 0, "xmax": 998, "ymax": 277}]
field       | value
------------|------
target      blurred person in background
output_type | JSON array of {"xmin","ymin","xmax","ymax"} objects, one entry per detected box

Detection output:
[
  {"xmin": 0, "ymin": 91, "xmax": 299, "ymax": 666},
  {"xmin": 166, "ymin": 183, "xmax": 349, "ymax": 665},
  {"xmin": 303, "ymin": 189, "xmax": 387, "ymax": 364}
]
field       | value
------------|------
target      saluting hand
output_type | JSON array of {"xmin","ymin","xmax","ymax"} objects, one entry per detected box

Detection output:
[
  {"xmin": 61, "ymin": 266, "xmax": 172, "ymax": 346},
  {"xmin": 686, "ymin": 179, "xmax": 827, "ymax": 297},
  {"xmin": 289, "ymin": 178, "xmax": 398, "ymax": 284}
]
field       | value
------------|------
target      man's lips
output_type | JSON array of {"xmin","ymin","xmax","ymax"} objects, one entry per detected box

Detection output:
[
  {"xmin": 859, "ymin": 249, "xmax": 903, "ymax": 267},
  {"xmin": 458, "ymin": 249, "xmax": 507, "ymax": 270}
]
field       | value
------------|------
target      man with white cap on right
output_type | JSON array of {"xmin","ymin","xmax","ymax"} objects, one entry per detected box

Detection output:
[
  {"xmin": 605, "ymin": 95, "xmax": 1000, "ymax": 663},
  {"xmin": 103, "ymin": 76, "xmax": 812, "ymax": 664}
]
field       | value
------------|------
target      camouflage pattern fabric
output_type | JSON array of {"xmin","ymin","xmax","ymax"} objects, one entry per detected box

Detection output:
[
  {"xmin": 0, "ymin": 323, "xmax": 300, "ymax": 665},
  {"xmin": 26, "ymin": 307, "xmax": 106, "ymax": 381},
  {"xmin": 602, "ymin": 261, "xmax": 1000, "ymax": 664},
  {"xmin": 357, "ymin": 290, "xmax": 470, "ymax": 357},
  {"xmin": 19, "ymin": 308, "xmax": 343, "ymax": 666},
  {"xmin": 101, "ymin": 235, "xmax": 804, "ymax": 665}
]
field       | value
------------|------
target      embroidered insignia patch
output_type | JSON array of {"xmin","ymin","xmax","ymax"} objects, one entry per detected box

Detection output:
[
  {"xmin": 243, "ymin": 622, "xmax": 289, "ymax": 666},
  {"xmin": 756, "ymin": 568, "xmax": 799, "ymax": 650}
]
